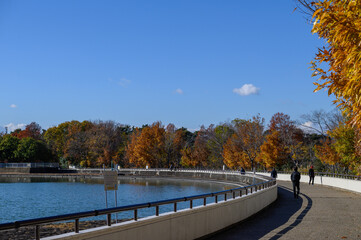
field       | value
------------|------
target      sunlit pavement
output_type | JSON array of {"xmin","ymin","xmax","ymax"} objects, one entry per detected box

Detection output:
[{"xmin": 205, "ymin": 181, "xmax": 361, "ymax": 240}]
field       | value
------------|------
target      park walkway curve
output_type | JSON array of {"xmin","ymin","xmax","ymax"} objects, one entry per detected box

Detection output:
[{"xmin": 206, "ymin": 181, "xmax": 361, "ymax": 240}]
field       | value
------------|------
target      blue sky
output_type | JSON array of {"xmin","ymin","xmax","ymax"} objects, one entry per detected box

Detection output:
[{"xmin": 0, "ymin": 0, "xmax": 335, "ymax": 132}]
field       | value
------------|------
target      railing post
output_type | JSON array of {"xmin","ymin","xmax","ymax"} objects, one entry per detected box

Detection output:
[
  {"xmin": 245, "ymin": 188, "xmax": 248, "ymax": 195},
  {"xmin": 251, "ymin": 187, "xmax": 253, "ymax": 194},
  {"xmin": 174, "ymin": 202, "xmax": 177, "ymax": 212},
  {"xmin": 233, "ymin": 191, "xmax": 235, "ymax": 199},
  {"xmin": 107, "ymin": 214, "xmax": 111, "ymax": 226},
  {"xmin": 224, "ymin": 193, "xmax": 227, "ymax": 201},
  {"xmin": 156, "ymin": 206, "xmax": 159, "ymax": 216},
  {"xmin": 134, "ymin": 209, "xmax": 138, "ymax": 221},
  {"xmin": 35, "ymin": 225, "xmax": 40, "ymax": 240},
  {"xmin": 204, "ymin": 197, "xmax": 207, "ymax": 206},
  {"xmin": 75, "ymin": 219, "xmax": 79, "ymax": 233},
  {"xmin": 240, "ymin": 190, "xmax": 242, "ymax": 197},
  {"xmin": 190, "ymin": 200, "xmax": 193, "ymax": 209},
  {"xmin": 215, "ymin": 195, "xmax": 218, "ymax": 203}
]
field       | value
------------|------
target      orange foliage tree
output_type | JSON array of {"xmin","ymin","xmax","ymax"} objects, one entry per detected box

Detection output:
[
  {"xmin": 223, "ymin": 116, "xmax": 264, "ymax": 170},
  {"xmin": 125, "ymin": 122, "xmax": 166, "ymax": 168},
  {"xmin": 314, "ymin": 138, "xmax": 340, "ymax": 167},
  {"xmin": 264, "ymin": 113, "xmax": 306, "ymax": 167},
  {"xmin": 180, "ymin": 127, "xmax": 209, "ymax": 168}
]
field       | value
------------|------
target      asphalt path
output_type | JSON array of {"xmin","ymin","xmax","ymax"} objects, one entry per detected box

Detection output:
[{"xmin": 205, "ymin": 181, "xmax": 361, "ymax": 240}]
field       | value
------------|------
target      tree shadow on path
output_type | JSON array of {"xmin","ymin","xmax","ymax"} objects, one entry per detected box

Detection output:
[{"xmin": 204, "ymin": 185, "xmax": 312, "ymax": 240}]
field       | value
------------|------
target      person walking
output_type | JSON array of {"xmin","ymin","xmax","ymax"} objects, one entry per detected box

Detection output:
[
  {"xmin": 291, "ymin": 166, "xmax": 301, "ymax": 199},
  {"xmin": 271, "ymin": 168, "xmax": 277, "ymax": 178},
  {"xmin": 309, "ymin": 165, "xmax": 315, "ymax": 185}
]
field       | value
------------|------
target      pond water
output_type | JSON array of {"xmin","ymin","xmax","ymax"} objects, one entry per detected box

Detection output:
[{"xmin": 0, "ymin": 177, "xmax": 236, "ymax": 223}]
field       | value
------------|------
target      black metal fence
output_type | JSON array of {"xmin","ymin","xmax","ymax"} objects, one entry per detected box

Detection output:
[{"xmin": 0, "ymin": 163, "xmax": 59, "ymax": 168}]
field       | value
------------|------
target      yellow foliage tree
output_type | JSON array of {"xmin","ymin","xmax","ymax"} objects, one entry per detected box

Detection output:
[
  {"xmin": 258, "ymin": 131, "xmax": 287, "ymax": 169},
  {"xmin": 223, "ymin": 134, "xmax": 252, "ymax": 170},
  {"xmin": 298, "ymin": 0, "xmax": 361, "ymax": 128}
]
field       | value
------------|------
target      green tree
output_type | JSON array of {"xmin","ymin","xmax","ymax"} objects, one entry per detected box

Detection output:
[
  {"xmin": 15, "ymin": 137, "xmax": 54, "ymax": 162},
  {"xmin": 0, "ymin": 135, "xmax": 20, "ymax": 162}
]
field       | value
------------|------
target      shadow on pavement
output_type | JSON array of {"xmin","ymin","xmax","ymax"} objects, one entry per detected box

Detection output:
[
  {"xmin": 268, "ymin": 187, "xmax": 313, "ymax": 240},
  {"xmin": 204, "ymin": 185, "xmax": 312, "ymax": 240}
]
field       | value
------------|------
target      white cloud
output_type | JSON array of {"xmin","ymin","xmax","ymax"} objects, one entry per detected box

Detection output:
[
  {"xmin": 108, "ymin": 77, "xmax": 131, "ymax": 87},
  {"xmin": 10, "ymin": 104, "xmax": 17, "ymax": 108},
  {"xmin": 233, "ymin": 84, "xmax": 260, "ymax": 96},
  {"xmin": 302, "ymin": 121, "xmax": 314, "ymax": 128},
  {"xmin": 118, "ymin": 78, "xmax": 131, "ymax": 87},
  {"xmin": 4, "ymin": 123, "xmax": 26, "ymax": 132},
  {"xmin": 299, "ymin": 121, "xmax": 318, "ymax": 133},
  {"xmin": 175, "ymin": 88, "xmax": 183, "ymax": 94}
]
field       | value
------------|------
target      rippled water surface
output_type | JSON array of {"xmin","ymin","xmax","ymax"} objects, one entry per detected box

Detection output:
[{"xmin": 0, "ymin": 177, "xmax": 234, "ymax": 223}]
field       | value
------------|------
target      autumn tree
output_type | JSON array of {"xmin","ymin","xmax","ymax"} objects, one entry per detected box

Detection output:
[
  {"xmin": 258, "ymin": 131, "xmax": 288, "ymax": 169},
  {"xmin": 64, "ymin": 121, "xmax": 94, "ymax": 167},
  {"xmin": 329, "ymin": 122, "xmax": 360, "ymax": 173},
  {"xmin": 180, "ymin": 126, "xmax": 210, "ymax": 168},
  {"xmin": 315, "ymin": 137, "xmax": 341, "ymax": 172},
  {"xmin": 296, "ymin": 0, "xmax": 361, "ymax": 128},
  {"xmin": 86, "ymin": 121, "xmax": 128, "ymax": 167},
  {"xmin": 207, "ymin": 124, "xmax": 234, "ymax": 168},
  {"xmin": 44, "ymin": 121, "xmax": 77, "ymax": 160},
  {"xmin": 164, "ymin": 124, "xmax": 178, "ymax": 167},
  {"xmin": 125, "ymin": 122, "xmax": 166, "ymax": 168},
  {"xmin": 223, "ymin": 116, "xmax": 265, "ymax": 170},
  {"xmin": 262, "ymin": 113, "xmax": 307, "ymax": 168},
  {"xmin": 223, "ymin": 134, "xmax": 251, "ymax": 170},
  {"xmin": 12, "ymin": 122, "xmax": 42, "ymax": 140},
  {"xmin": 164, "ymin": 125, "xmax": 192, "ymax": 168}
]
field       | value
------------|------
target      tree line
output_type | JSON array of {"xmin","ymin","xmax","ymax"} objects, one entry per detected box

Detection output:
[{"xmin": 1, "ymin": 110, "xmax": 360, "ymax": 174}]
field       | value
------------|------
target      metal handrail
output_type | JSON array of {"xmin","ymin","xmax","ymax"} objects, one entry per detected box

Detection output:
[
  {"xmin": 262, "ymin": 171, "xmax": 361, "ymax": 180},
  {"xmin": 0, "ymin": 172, "xmax": 276, "ymax": 240}
]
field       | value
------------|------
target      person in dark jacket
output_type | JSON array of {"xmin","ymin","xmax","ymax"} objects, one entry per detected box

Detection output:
[
  {"xmin": 291, "ymin": 166, "xmax": 301, "ymax": 199},
  {"xmin": 240, "ymin": 167, "xmax": 246, "ymax": 175},
  {"xmin": 271, "ymin": 168, "xmax": 277, "ymax": 178},
  {"xmin": 309, "ymin": 165, "xmax": 315, "ymax": 185}
]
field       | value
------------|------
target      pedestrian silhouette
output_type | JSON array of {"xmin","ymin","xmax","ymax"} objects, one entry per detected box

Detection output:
[
  {"xmin": 309, "ymin": 165, "xmax": 315, "ymax": 185},
  {"xmin": 291, "ymin": 166, "xmax": 301, "ymax": 199},
  {"xmin": 271, "ymin": 168, "xmax": 277, "ymax": 178}
]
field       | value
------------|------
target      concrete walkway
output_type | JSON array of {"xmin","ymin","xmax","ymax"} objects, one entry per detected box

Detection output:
[{"xmin": 206, "ymin": 181, "xmax": 361, "ymax": 240}]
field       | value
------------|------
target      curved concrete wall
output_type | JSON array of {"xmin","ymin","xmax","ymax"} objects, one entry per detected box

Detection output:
[
  {"xmin": 44, "ymin": 171, "xmax": 277, "ymax": 240},
  {"xmin": 257, "ymin": 172, "xmax": 361, "ymax": 193},
  {"xmin": 120, "ymin": 169, "xmax": 269, "ymax": 186}
]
